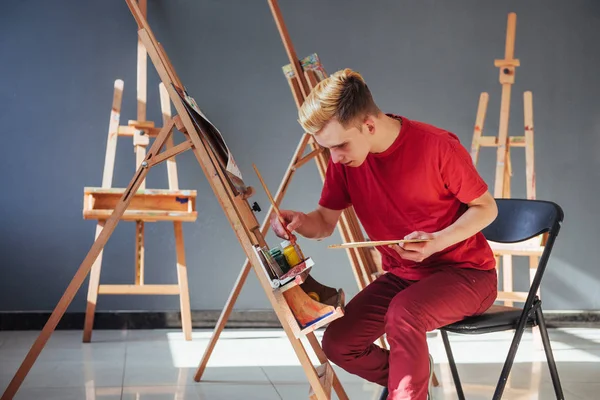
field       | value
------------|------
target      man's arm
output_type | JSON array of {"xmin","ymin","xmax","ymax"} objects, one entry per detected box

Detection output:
[
  {"xmin": 301, "ymin": 206, "xmax": 344, "ymax": 239},
  {"xmin": 272, "ymin": 205, "xmax": 343, "ymax": 240},
  {"xmin": 431, "ymin": 190, "xmax": 498, "ymax": 250},
  {"xmin": 393, "ymin": 191, "xmax": 497, "ymax": 261}
]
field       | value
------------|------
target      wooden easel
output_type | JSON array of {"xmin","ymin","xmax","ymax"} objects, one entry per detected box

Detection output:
[
  {"xmin": 0, "ymin": 1, "xmax": 350, "ymax": 399},
  {"xmin": 470, "ymin": 12, "xmax": 544, "ymax": 307},
  {"xmin": 194, "ymin": 0, "xmax": 440, "ymax": 391},
  {"xmin": 81, "ymin": 0, "xmax": 194, "ymax": 343}
]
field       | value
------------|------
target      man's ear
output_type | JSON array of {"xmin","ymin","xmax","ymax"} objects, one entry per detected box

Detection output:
[{"xmin": 363, "ymin": 115, "xmax": 376, "ymax": 135}]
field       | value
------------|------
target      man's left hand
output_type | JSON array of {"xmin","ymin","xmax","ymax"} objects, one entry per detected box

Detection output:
[{"xmin": 388, "ymin": 231, "xmax": 441, "ymax": 262}]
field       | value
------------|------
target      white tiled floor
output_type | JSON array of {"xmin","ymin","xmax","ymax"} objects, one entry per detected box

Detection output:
[{"xmin": 1, "ymin": 327, "xmax": 598, "ymax": 399}]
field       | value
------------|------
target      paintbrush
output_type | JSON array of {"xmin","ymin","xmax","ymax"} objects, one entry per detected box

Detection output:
[
  {"xmin": 328, "ymin": 239, "xmax": 431, "ymax": 249},
  {"xmin": 252, "ymin": 164, "xmax": 300, "ymax": 249}
]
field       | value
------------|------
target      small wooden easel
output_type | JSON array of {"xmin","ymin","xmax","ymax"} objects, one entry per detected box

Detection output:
[
  {"xmin": 1, "ymin": 1, "xmax": 350, "ymax": 399},
  {"xmin": 440, "ymin": 13, "xmax": 545, "ymax": 399},
  {"xmin": 81, "ymin": 0, "xmax": 194, "ymax": 342},
  {"xmin": 194, "ymin": 0, "xmax": 440, "ymax": 391},
  {"xmin": 470, "ymin": 12, "xmax": 544, "ymax": 307}
]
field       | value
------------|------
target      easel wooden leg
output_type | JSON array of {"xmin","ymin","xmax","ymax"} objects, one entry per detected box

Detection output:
[
  {"xmin": 291, "ymin": 336, "xmax": 330, "ymax": 400},
  {"xmin": 135, "ymin": 221, "xmax": 145, "ymax": 285},
  {"xmin": 524, "ymin": 91, "xmax": 535, "ymax": 199},
  {"xmin": 83, "ymin": 75, "xmax": 123, "ymax": 343},
  {"xmin": 502, "ymin": 254, "xmax": 514, "ymax": 307},
  {"xmin": 82, "ymin": 221, "xmax": 105, "ymax": 343},
  {"xmin": 193, "ymin": 260, "xmax": 252, "ymax": 381},
  {"xmin": 174, "ymin": 221, "xmax": 192, "ymax": 341},
  {"xmin": 101, "ymin": 80, "xmax": 123, "ymax": 188},
  {"xmin": 306, "ymin": 332, "xmax": 349, "ymax": 400},
  {"xmin": 159, "ymin": 83, "xmax": 192, "ymax": 341},
  {"xmin": 470, "ymin": 92, "xmax": 489, "ymax": 164}
]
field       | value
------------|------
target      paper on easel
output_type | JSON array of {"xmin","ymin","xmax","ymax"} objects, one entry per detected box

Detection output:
[
  {"xmin": 282, "ymin": 53, "xmax": 328, "ymax": 80},
  {"xmin": 174, "ymin": 85, "xmax": 246, "ymax": 194}
]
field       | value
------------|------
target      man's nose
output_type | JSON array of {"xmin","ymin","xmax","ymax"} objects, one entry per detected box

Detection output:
[{"xmin": 331, "ymin": 150, "xmax": 343, "ymax": 164}]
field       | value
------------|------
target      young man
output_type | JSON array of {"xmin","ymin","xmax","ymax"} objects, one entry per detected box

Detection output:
[{"xmin": 270, "ymin": 68, "xmax": 498, "ymax": 400}]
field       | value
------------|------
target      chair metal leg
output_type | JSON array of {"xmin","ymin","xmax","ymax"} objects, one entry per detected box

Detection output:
[
  {"xmin": 492, "ymin": 320, "xmax": 529, "ymax": 399},
  {"xmin": 378, "ymin": 387, "xmax": 388, "ymax": 400},
  {"xmin": 440, "ymin": 330, "xmax": 465, "ymax": 400},
  {"xmin": 535, "ymin": 306, "xmax": 565, "ymax": 399}
]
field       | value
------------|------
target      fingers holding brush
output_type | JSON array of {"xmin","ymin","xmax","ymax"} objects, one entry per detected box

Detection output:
[{"xmin": 270, "ymin": 210, "xmax": 302, "ymax": 240}]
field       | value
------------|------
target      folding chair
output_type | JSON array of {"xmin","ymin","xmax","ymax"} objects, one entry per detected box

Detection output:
[{"xmin": 440, "ymin": 198, "xmax": 565, "ymax": 400}]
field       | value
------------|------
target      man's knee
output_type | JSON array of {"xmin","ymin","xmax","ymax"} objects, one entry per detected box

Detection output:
[
  {"xmin": 322, "ymin": 321, "xmax": 355, "ymax": 365},
  {"xmin": 385, "ymin": 296, "xmax": 427, "ymax": 334}
]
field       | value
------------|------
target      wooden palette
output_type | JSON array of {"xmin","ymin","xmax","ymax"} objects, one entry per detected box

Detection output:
[{"xmin": 328, "ymin": 239, "xmax": 432, "ymax": 249}]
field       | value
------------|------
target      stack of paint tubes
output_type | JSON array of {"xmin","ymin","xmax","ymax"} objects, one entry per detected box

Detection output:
[{"xmin": 267, "ymin": 240, "xmax": 303, "ymax": 276}]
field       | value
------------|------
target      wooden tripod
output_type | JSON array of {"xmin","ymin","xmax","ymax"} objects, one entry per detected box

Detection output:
[
  {"xmin": 1, "ymin": 1, "xmax": 352, "ymax": 399},
  {"xmin": 470, "ymin": 12, "xmax": 544, "ymax": 307},
  {"xmin": 81, "ymin": 0, "xmax": 194, "ymax": 343}
]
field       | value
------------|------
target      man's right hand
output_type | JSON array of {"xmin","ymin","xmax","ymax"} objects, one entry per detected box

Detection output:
[{"xmin": 270, "ymin": 210, "xmax": 306, "ymax": 240}]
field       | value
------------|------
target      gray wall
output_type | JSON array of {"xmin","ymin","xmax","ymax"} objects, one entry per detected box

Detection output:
[{"xmin": 1, "ymin": 0, "xmax": 599, "ymax": 313}]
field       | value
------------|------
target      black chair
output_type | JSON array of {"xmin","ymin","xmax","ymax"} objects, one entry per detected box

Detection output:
[{"xmin": 440, "ymin": 198, "xmax": 565, "ymax": 400}]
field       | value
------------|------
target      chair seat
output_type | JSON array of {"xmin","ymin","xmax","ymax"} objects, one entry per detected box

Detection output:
[{"xmin": 441, "ymin": 305, "xmax": 536, "ymax": 334}]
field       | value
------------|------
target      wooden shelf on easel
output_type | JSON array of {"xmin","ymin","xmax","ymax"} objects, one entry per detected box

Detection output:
[
  {"xmin": 279, "ymin": 273, "xmax": 345, "ymax": 339},
  {"xmin": 83, "ymin": 187, "xmax": 197, "ymax": 222},
  {"xmin": 253, "ymin": 244, "xmax": 346, "ymax": 340},
  {"xmin": 98, "ymin": 284, "xmax": 181, "ymax": 295}
]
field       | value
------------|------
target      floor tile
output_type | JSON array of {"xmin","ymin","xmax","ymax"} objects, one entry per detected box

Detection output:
[
  {"xmin": 12, "ymin": 386, "xmax": 123, "ymax": 400},
  {"xmin": 121, "ymin": 385, "xmax": 201, "ymax": 399},
  {"xmin": 273, "ymin": 382, "xmax": 382, "ymax": 400},
  {"xmin": 194, "ymin": 382, "xmax": 281, "ymax": 400}
]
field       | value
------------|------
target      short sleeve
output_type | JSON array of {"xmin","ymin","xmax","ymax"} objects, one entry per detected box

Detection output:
[
  {"xmin": 439, "ymin": 135, "xmax": 488, "ymax": 204},
  {"xmin": 318, "ymin": 159, "xmax": 351, "ymax": 210}
]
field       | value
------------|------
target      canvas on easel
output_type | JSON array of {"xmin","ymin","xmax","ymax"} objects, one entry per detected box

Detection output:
[{"xmin": 1, "ymin": 1, "xmax": 350, "ymax": 399}]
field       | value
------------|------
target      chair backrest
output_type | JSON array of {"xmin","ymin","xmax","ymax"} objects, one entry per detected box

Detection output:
[
  {"xmin": 483, "ymin": 198, "xmax": 564, "ymax": 314},
  {"xmin": 482, "ymin": 199, "xmax": 564, "ymax": 244}
]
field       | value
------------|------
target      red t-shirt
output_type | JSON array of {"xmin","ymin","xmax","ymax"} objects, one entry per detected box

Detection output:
[{"xmin": 319, "ymin": 115, "xmax": 496, "ymax": 280}]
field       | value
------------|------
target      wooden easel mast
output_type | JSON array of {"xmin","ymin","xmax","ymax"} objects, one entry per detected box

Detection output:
[{"xmin": 470, "ymin": 12, "xmax": 542, "ymax": 307}]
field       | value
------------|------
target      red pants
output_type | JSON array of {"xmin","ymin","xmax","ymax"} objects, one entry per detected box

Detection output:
[{"xmin": 322, "ymin": 266, "xmax": 497, "ymax": 400}]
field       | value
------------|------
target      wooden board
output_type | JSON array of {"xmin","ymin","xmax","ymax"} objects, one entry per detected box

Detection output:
[
  {"xmin": 83, "ymin": 187, "xmax": 197, "ymax": 222},
  {"xmin": 328, "ymin": 239, "xmax": 431, "ymax": 249}
]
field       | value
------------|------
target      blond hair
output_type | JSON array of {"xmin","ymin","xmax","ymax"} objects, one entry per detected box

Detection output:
[{"xmin": 298, "ymin": 68, "xmax": 380, "ymax": 134}]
